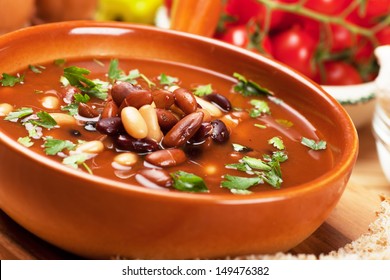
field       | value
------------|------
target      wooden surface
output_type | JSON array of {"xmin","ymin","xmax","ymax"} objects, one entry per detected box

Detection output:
[{"xmin": 0, "ymin": 123, "xmax": 389, "ymax": 260}]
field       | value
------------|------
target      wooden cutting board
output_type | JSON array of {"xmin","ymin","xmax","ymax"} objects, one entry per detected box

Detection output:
[{"xmin": 0, "ymin": 124, "xmax": 389, "ymax": 260}]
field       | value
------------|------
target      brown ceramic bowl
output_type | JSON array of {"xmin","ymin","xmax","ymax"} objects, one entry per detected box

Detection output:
[{"xmin": 0, "ymin": 21, "xmax": 358, "ymax": 259}]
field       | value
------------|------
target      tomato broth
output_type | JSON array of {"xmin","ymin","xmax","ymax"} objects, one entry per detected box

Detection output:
[{"xmin": 0, "ymin": 58, "xmax": 333, "ymax": 194}]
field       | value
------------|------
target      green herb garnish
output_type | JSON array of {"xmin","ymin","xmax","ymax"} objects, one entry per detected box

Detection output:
[
  {"xmin": 17, "ymin": 136, "xmax": 33, "ymax": 147},
  {"xmin": 28, "ymin": 111, "xmax": 57, "ymax": 129},
  {"xmin": 249, "ymin": 99, "xmax": 270, "ymax": 117},
  {"xmin": 193, "ymin": 84, "xmax": 213, "ymax": 96},
  {"xmin": 62, "ymin": 153, "xmax": 93, "ymax": 174},
  {"xmin": 4, "ymin": 107, "xmax": 33, "ymax": 121},
  {"xmin": 301, "ymin": 137, "xmax": 327, "ymax": 150},
  {"xmin": 221, "ymin": 175, "xmax": 262, "ymax": 194},
  {"xmin": 1, "ymin": 73, "xmax": 25, "ymax": 87},
  {"xmin": 268, "ymin": 136, "xmax": 285, "ymax": 150},
  {"xmin": 232, "ymin": 143, "xmax": 253, "ymax": 153},
  {"xmin": 29, "ymin": 64, "xmax": 46, "ymax": 74},
  {"xmin": 159, "ymin": 73, "xmax": 178, "ymax": 86},
  {"xmin": 44, "ymin": 138, "xmax": 76, "ymax": 155},
  {"xmin": 233, "ymin": 72, "xmax": 273, "ymax": 96},
  {"xmin": 170, "ymin": 171, "xmax": 209, "ymax": 193},
  {"xmin": 63, "ymin": 66, "xmax": 108, "ymax": 100}
]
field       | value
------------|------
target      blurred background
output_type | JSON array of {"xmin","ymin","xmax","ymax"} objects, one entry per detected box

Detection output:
[{"xmin": 0, "ymin": 0, "xmax": 389, "ymax": 86}]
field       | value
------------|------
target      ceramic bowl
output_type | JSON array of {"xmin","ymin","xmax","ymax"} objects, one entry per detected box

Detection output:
[
  {"xmin": 0, "ymin": 21, "xmax": 358, "ymax": 259},
  {"xmin": 322, "ymin": 82, "xmax": 376, "ymax": 129}
]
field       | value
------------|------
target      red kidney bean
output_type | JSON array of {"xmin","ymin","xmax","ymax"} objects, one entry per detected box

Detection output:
[
  {"xmin": 114, "ymin": 134, "xmax": 160, "ymax": 154},
  {"xmin": 203, "ymin": 93, "xmax": 232, "ymax": 112},
  {"xmin": 145, "ymin": 149, "xmax": 187, "ymax": 167},
  {"xmin": 210, "ymin": 119, "xmax": 230, "ymax": 143},
  {"xmin": 111, "ymin": 81, "xmax": 138, "ymax": 106},
  {"xmin": 136, "ymin": 168, "xmax": 173, "ymax": 188},
  {"xmin": 189, "ymin": 122, "xmax": 213, "ymax": 144},
  {"xmin": 173, "ymin": 87, "xmax": 197, "ymax": 114},
  {"xmin": 155, "ymin": 108, "xmax": 179, "ymax": 133},
  {"xmin": 78, "ymin": 102, "xmax": 100, "ymax": 118},
  {"xmin": 119, "ymin": 89, "xmax": 153, "ymax": 110},
  {"xmin": 152, "ymin": 89, "xmax": 175, "ymax": 109},
  {"xmin": 101, "ymin": 100, "xmax": 119, "ymax": 118},
  {"xmin": 162, "ymin": 111, "xmax": 204, "ymax": 148},
  {"xmin": 96, "ymin": 117, "xmax": 124, "ymax": 136}
]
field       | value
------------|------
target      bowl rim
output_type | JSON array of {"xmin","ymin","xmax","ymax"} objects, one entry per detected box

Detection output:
[{"xmin": 0, "ymin": 20, "xmax": 359, "ymax": 203}]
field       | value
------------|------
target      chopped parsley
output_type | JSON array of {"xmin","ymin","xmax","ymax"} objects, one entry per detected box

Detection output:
[
  {"xmin": 301, "ymin": 137, "xmax": 327, "ymax": 150},
  {"xmin": 232, "ymin": 143, "xmax": 253, "ymax": 153},
  {"xmin": 44, "ymin": 138, "xmax": 76, "ymax": 155},
  {"xmin": 221, "ymin": 175, "xmax": 262, "ymax": 194},
  {"xmin": 54, "ymin": 59, "xmax": 66, "ymax": 67},
  {"xmin": 17, "ymin": 136, "xmax": 33, "ymax": 147},
  {"xmin": 1, "ymin": 73, "xmax": 25, "ymax": 87},
  {"xmin": 28, "ymin": 111, "xmax": 57, "ymax": 129},
  {"xmin": 159, "ymin": 73, "xmax": 178, "ymax": 86},
  {"xmin": 268, "ymin": 136, "xmax": 284, "ymax": 150},
  {"xmin": 223, "ymin": 150, "xmax": 288, "ymax": 193},
  {"xmin": 63, "ymin": 66, "xmax": 108, "ymax": 100},
  {"xmin": 29, "ymin": 64, "xmax": 46, "ymax": 74},
  {"xmin": 233, "ymin": 72, "xmax": 273, "ymax": 96},
  {"xmin": 193, "ymin": 84, "xmax": 213, "ymax": 96},
  {"xmin": 4, "ymin": 107, "xmax": 33, "ymax": 121},
  {"xmin": 62, "ymin": 153, "xmax": 93, "ymax": 174},
  {"xmin": 170, "ymin": 171, "xmax": 209, "ymax": 193},
  {"xmin": 249, "ymin": 99, "xmax": 270, "ymax": 117}
]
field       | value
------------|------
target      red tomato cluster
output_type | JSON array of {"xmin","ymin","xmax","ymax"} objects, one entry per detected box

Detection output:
[{"xmin": 214, "ymin": 0, "xmax": 390, "ymax": 85}]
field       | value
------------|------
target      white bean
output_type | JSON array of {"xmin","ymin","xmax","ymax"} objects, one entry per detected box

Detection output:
[
  {"xmin": 41, "ymin": 95, "xmax": 60, "ymax": 109},
  {"xmin": 0, "ymin": 103, "xmax": 13, "ymax": 116},
  {"xmin": 76, "ymin": 140, "xmax": 104, "ymax": 154},
  {"xmin": 113, "ymin": 152, "xmax": 138, "ymax": 167},
  {"xmin": 139, "ymin": 104, "xmax": 163, "ymax": 142},
  {"xmin": 49, "ymin": 113, "xmax": 76, "ymax": 126},
  {"xmin": 121, "ymin": 106, "xmax": 148, "ymax": 139},
  {"xmin": 195, "ymin": 96, "xmax": 222, "ymax": 117}
]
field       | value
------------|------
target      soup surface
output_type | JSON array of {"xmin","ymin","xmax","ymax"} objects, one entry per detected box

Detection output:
[{"xmin": 0, "ymin": 58, "xmax": 333, "ymax": 194}]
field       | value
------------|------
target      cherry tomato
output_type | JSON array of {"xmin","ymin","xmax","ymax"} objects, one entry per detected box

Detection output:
[
  {"xmin": 270, "ymin": 25, "xmax": 318, "ymax": 79},
  {"xmin": 221, "ymin": 25, "xmax": 273, "ymax": 56},
  {"xmin": 353, "ymin": 36, "xmax": 375, "ymax": 64},
  {"xmin": 224, "ymin": 0, "xmax": 263, "ymax": 26},
  {"xmin": 304, "ymin": 0, "xmax": 352, "ymax": 15},
  {"xmin": 376, "ymin": 26, "xmax": 390, "ymax": 45},
  {"xmin": 347, "ymin": 0, "xmax": 390, "ymax": 27},
  {"xmin": 329, "ymin": 23, "xmax": 354, "ymax": 52},
  {"xmin": 321, "ymin": 61, "xmax": 362, "ymax": 85}
]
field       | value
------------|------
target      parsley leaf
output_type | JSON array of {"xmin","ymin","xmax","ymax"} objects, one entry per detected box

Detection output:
[
  {"xmin": 221, "ymin": 175, "xmax": 262, "ymax": 193},
  {"xmin": 108, "ymin": 59, "xmax": 122, "ymax": 81},
  {"xmin": 17, "ymin": 136, "xmax": 34, "ymax": 147},
  {"xmin": 4, "ymin": 107, "xmax": 33, "ymax": 121},
  {"xmin": 44, "ymin": 138, "xmax": 76, "ymax": 155},
  {"xmin": 160, "ymin": 73, "xmax": 178, "ymax": 86},
  {"xmin": 268, "ymin": 136, "xmax": 284, "ymax": 150},
  {"xmin": 28, "ymin": 111, "xmax": 57, "ymax": 129},
  {"xmin": 29, "ymin": 64, "xmax": 46, "ymax": 74},
  {"xmin": 249, "ymin": 99, "xmax": 270, "ymax": 117},
  {"xmin": 233, "ymin": 72, "xmax": 273, "ymax": 96},
  {"xmin": 1, "ymin": 73, "xmax": 25, "ymax": 87},
  {"xmin": 170, "ymin": 171, "xmax": 209, "ymax": 193},
  {"xmin": 62, "ymin": 153, "xmax": 92, "ymax": 173},
  {"xmin": 63, "ymin": 66, "xmax": 108, "ymax": 100},
  {"xmin": 301, "ymin": 137, "xmax": 327, "ymax": 150},
  {"xmin": 193, "ymin": 84, "xmax": 213, "ymax": 97},
  {"xmin": 242, "ymin": 156, "xmax": 271, "ymax": 171},
  {"xmin": 74, "ymin": 93, "xmax": 91, "ymax": 103},
  {"xmin": 232, "ymin": 143, "xmax": 253, "ymax": 153}
]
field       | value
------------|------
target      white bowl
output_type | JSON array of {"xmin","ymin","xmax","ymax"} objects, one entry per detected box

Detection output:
[{"xmin": 322, "ymin": 82, "xmax": 376, "ymax": 129}]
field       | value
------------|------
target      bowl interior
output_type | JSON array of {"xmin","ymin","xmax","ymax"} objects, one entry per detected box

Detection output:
[{"xmin": 0, "ymin": 21, "xmax": 358, "ymax": 199}]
